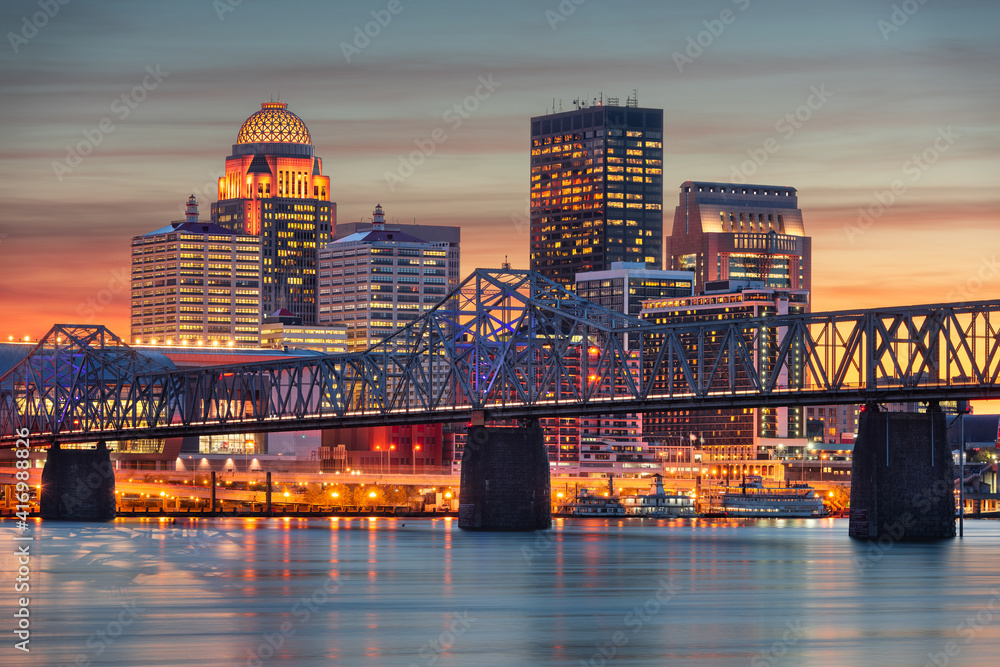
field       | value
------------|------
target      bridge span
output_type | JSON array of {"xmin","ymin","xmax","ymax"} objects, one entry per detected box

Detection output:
[
  {"xmin": 1, "ymin": 269, "xmax": 994, "ymax": 538},
  {"xmin": 3, "ymin": 269, "xmax": 1000, "ymax": 445}
]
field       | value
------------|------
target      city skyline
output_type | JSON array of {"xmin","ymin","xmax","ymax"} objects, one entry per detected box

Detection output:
[{"xmin": 1, "ymin": 0, "xmax": 998, "ymax": 340}]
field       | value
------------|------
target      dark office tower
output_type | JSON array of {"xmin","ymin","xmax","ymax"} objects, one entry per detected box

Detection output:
[
  {"xmin": 530, "ymin": 100, "xmax": 664, "ymax": 287},
  {"xmin": 665, "ymin": 181, "xmax": 811, "ymax": 298},
  {"xmin": 211, "ymin": 102, "xmax": 336, "ymax": 325}
]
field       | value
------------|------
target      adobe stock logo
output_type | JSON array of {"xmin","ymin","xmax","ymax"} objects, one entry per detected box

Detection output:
[
  {"xmin": 52, "ymin": 66, "xmax": 170, "ymax": 181},
  {"xmin": 7, "ymin": 0, "xmax": 71, "ymax": 54}
]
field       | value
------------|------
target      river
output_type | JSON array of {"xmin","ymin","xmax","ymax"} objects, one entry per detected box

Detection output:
[{"xmin": 3, "ymin": 517, "xmax": 999, "ymax": 666}]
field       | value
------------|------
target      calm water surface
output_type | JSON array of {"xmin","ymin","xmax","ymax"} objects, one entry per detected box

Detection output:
[{"xmin": 3, "ymin": 517, "xmax": 1000, "ymax": 666}]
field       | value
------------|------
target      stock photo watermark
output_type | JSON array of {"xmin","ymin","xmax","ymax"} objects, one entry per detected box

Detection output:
[
  {"xmin": 76, "ymin": 264, "xmax": 130, "ymax": 322},
  {"xmin": 947, "ymin": 255, "xmax": 1000, "ymax": 301},
  {"xmin": 751, "ymin": 619, "xmax": 807, "ymax": 667},
  {"xmin": 922, "ymin": 588, "xmax": 1000, "ymax": 667},
  {"xmin": 245, "ymin": 574, "xmax": 342, "ymax": 666},
  {"xmin": 7, "ymin": 0, "xmax": 70, "ymax": 54},
  {"xmin": 407, "ymin": 610, "xmax": 475, "ymax": 667},
  {"xmin": 510, "ymin": 200, "xmax": 530, "ymax": 235},
  {"xmin": 52, "ymin": 65, "xmax": 169, "ymax": 181},
  {"xmin": 521, "ymin": 529, "xmax": 558, "ymax": 564},
  {"xmin": 545, "ymin": 0, "xmax": 589, "ymax": 31},
  {"xmin": 10, "ymin": 428, "xmax": 33, "ymax": 653},
  {"xmin": 843, "ymin": 126, "xmax": 959, "ymax": 244},
  {"xmin": 340, "ymin": 0, "xmax": 413, "ymax": 62},
  {"xmin": 580, "ymin": 578, "xmax": 679, "ymax": 666},
  {"xmin": 383, "ymin": 75, "xmax": 501, "ymax": 191},
  {"xmin": 70, "ymin": 590, "xmax": 145, "ymax": 667},
  {"xmin": 672, "ymin": 0, "xmax": 751, "ymax": 73},
  {"xmin": 213, "ymin": 0, "xmax": 243, "ymax": 21},
  {"xmin": 878, "ymin": 0, "xmax": 932, "ymax": 40},
  {"xmin": 729, "ymin": 84, "xmax": 833, "ymax": 184}
]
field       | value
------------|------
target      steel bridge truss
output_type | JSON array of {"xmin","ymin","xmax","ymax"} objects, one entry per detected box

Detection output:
[{"xmin": 3, "ymin": 269, "xmax": 1000, "ymax": 444}]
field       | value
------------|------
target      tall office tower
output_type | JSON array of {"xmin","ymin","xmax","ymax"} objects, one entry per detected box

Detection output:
[
  {"xmin": 530, "ymin": 99, "xmax": 664, "ymax": 287},
  {"xmin": 130, "ymin": 196, "xmax": 261, "ymax": 346},
  {"xmin": 665, "ymin": 181, "xmax": 811, "ymax": 298},
  {"xmin": 211, "ymin": 101, "xmax": 335, "ymax": 324},
  {"xmin": 641, "ymin": 282, "xmax": 810, "ymax": 480},
  {"xmin": 317, "ymin": 204, "xmax": 456, "ymax": 351}
]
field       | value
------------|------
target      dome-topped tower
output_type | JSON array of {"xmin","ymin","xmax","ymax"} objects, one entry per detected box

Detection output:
[
  {"xmin": 211, "ymin": 100, "xmax": 334, "ymax": 328},
  {"xmin": 236, "ymin": 101, "xmax": 312, "ymax": 145}
]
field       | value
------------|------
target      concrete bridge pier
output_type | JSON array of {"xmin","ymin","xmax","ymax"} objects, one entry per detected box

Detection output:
[
  {"xmin": 459, "ymin": 424, "xmax": 551, "ymax": 531},
  {"xmin": 40, "ymin": 440, "xmax": 116, "ymax": 521},
  {"xmin": 849, "ymin": 404, "xmax": 954, "ymax": 541}
]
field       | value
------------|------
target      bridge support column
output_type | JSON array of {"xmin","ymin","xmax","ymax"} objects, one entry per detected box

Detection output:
[
  {"xmin": 40, "ymin": 441, "xmax": 116, "ymax": 521},
  {"xmin": 459, "ymin": 425, "xmax": 550, "ymax": 531},
  {"xmin": 849, "ymin": 405, "xmax": 954, "ymax": 541},
  {"xmin": 266, "ymin": 471, "xmax": 272, "ymax": 516}
]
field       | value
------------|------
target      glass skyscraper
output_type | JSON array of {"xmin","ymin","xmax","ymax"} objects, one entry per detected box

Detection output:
[{"xmin": 530, "ymin": 101, "xmax": 664, "ymax": 287}]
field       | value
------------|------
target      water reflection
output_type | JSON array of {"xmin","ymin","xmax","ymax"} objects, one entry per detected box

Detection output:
[{"xmin": 4, "ymin": 518, "xmax": 1000, "ymax": 666}]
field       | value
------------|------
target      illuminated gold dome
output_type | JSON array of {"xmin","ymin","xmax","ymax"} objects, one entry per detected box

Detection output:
[{"xmin": 236, "ymin": 101, "xmax": 311, "ymax": 145}]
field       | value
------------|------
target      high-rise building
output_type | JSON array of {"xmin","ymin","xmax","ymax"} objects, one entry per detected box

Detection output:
[
  {"xmin": 130, "ymin": 196, "xmax": 261, "ymax": 346},
  {"xmin": 530, "ymin": 263, "xmax": 696, "ymax": 472},
  {"xmin": 211, "ymin": 101, "xmax": 335, "ymax": 324},
  {"xmin": 665, "ymin": 181, "xmax": 811, "ymax": 297},
  {"xmin": 530, "ymin": 100, "xmax": 664, "ymax": 287},
  {"xmin": 641, "ymin": 281, "xmax": 810, "ymax": 480},
  {"xmin": 317, "ymin": 204, "xmax": 456, "ymax": 351}
]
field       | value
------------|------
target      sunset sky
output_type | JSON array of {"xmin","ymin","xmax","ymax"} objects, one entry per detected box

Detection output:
[{"xmin": 1, "ymin": 0, "xmax": 998, "ymax": 340}]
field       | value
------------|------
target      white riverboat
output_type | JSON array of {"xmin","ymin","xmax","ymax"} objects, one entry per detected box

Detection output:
[
  {"xmin": 559, "ymin": 477, "xmax": 629, "ymax": 516},
  {"xmin": 719, "ymin": 475, "xmax": 827, "ymax": 518},
  {"xmin": 561, "ymin": 490, "xmax": 629, "ymax": 516},
  {"xmin": 622, "ymin": 474, "xmax": 696, "ymax": 518}
]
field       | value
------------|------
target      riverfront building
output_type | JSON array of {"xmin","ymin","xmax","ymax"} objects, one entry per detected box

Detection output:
[
  {"xmin": 211, "ymin": 101, "xmax": 335, "ymax": 324},
  {"xmin": 530, "ymin": 98, "xmax": 664, "ymax": 287},
  {"xmin": 130, "ymin": 196, "xmax": 261, "ymax": 347},
  {"xmin": 535, "ymin": 263, "xmax": 696, "ymax": 471},
  {"xmin": 641, "ymin": 281, "xmax": 810, "ymax": 480}
]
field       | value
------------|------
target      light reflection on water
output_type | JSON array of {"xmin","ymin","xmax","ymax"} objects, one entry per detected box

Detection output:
[{"xmin": 3, "ymin": 517, "xmax": 1000, "ymax": 666}]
